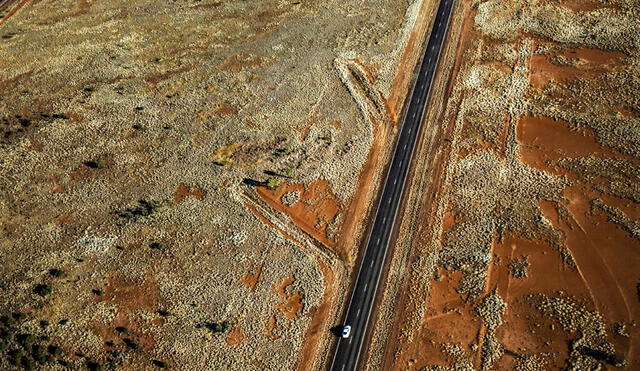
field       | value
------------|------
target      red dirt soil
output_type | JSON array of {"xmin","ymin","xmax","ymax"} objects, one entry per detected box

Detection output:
[
  {"xmin": 257, "ymin": 180, "xmax": 340, "ymax": 249},
  {"xmin": 173, "ymin": 183, "xmax": 206, "ymax": 204},
  {"xmin": 241, "ymin": 264, "xmax": 263, "ymax": 291},
  {"xmin": 275, "ymin": 275, "xmax": 303, "ymax": 319}
]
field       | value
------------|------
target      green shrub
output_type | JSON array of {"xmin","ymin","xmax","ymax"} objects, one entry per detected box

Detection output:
[{"xmin": 265, "ymin": 177, "xmax": 279, "ymax": 190}]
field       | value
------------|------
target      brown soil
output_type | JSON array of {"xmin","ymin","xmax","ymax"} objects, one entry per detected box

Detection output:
[
  {"xmin": 96, "ymin": 273, "xmax": 160, "ymax": 313},
  {"xmin": 275, "ymin": 276, "xmax": 303, "ymax": 319},
  {"xmin": 516, "ymin": 115, "xmax": 637, "ymax": 173},
  {"xmin": 257, "ymin": 180, "xmax": 340, "ymax": 249},
  {"xmin": 225, "ymin": 325, "xmax": 244, "ymax": 346},
  {"xmin": 241, "ymin": 264, "xmax": 263, "ymax": 291},
  {"xmin": 529, "ymin": 47, "xmax": 626, "ymax": 89},
  {"xmin": 337, "ymin": 120, "xmax": 388, "ymax": 263},
  {"xmin": 173, "ymin": 183, "xmax": 206, "ymax": 204},
  {"xmin": 264, "ymin": 314, "xmax": 279, "ymax": 340}
]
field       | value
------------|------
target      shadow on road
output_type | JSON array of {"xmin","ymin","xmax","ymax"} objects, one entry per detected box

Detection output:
[{"xmin": 330, "ymin": 325, "xmax": 344, "ymax": 337}]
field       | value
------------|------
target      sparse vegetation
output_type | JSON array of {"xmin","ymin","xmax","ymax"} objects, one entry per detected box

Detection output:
[
  {"xmin": 508, "ymin": 256, "xmax": 529, "ymax": 279},
  {"xmin": 33, "ymin": 284, "xmax": 52, "ymax": 297},
  {"xmin": 84, "ymin": 158, "xmax": 106, "ymax": 169},
  {"xmin": 115, "ymin": 199, "xmax": 161, "ymax": 220},
  {"xmin": 48, "ymin": 269, "xmax": 64, "ymax": 278},
  {"xmin": 0, "ymin": 311, "xmax": 67, "ymax": 369},
  {"xmin": 152, "ymin": 359, "xmax": 167, "ymax": 368},
  {"xmin": 203, "ymin": 321, "xmax": 231, "ymax": 334},
  {"xmin": 149, "ymin": 242, "xmax": 164, "ymax": 250},
  {"xmin": 123, "ymin": 338, "xmax": 138, "ymax": 350}
]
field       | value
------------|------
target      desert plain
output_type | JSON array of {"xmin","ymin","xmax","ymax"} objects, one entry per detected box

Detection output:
[{"xmin": 1, "ymin": 0, "xmax": 639, "ymax": 370}]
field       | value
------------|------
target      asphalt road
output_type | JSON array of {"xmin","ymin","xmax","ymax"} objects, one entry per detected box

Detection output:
[{"xmin": 329, "ymin": 0, "xmax": 455, "ymax": 370}]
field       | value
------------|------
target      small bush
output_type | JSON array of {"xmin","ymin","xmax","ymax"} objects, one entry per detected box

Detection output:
[
  {"xmin": 276, "ymin": 146, "xmax": 292, "ymax": 155},
  {"xmin": 47, "ymin": 345, "xmax": 62, "ymax": 357},
  {"xmin": 84, "ymin": 159, "xmax": 106, "ymax": 169},
  {"xmin": 116, "ymin": 199, "xmax": 160, "ymax": 220},
  {"xmin": 152, "ymin": 360, "xmax": 167, "ymax": 368},
  {"xmin": 48, "ymin": 269, "xmax": 64, "ymax": 278},
  {"xmin": 203, "ymin": 321, "xmax": 230, "ymax": 334},
  {"xmin": 33, "ymin": 284, "xmax": 52, "ymax": 297},
  {"xmin": 265, "ymin": 177, "xmax": 279, "ymax": 190},
  {"xmin": 123, "ymin": 338, "xmax": 138, "ymax": 350},
  {"xmin": 285, "ymin": 168, "xmax": 294, "ymax": 178},
  {"xmin": 115, "ymin": 326, "xmax": 128, "ymax": 334}
]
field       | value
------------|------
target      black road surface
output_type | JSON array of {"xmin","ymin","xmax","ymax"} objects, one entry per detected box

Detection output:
[{"xmin": 329, "ymin": 0, "xmax": 455, "ymax": 370}]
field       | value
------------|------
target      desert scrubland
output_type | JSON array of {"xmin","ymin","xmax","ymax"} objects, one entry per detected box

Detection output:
[
  {"xmin": 0, "ymin": 0, "xmax": 438, "ymax": 369},
  {"xmin": 369, "ymin": 0, "xmax": 640, "ymax": 370}
]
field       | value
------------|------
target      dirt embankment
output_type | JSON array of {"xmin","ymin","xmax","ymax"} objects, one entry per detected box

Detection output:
[{"xmin": 371, "ymin": 0, "xmax": 640, "ymax": 370}]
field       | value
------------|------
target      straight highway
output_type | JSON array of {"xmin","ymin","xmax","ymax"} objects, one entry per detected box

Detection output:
[{"xmin": 330, "ymin": 0, "xmax": 455, "ymax": 369}]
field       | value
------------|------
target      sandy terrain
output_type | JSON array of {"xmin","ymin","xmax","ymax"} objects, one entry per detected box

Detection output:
[
  {"xmin": 368, "ymin": 0, "xmax": 640, "ymax": 370},
  {"xmin": 0, "ymin": 0, "xmax": 437, "ymax": 369}
]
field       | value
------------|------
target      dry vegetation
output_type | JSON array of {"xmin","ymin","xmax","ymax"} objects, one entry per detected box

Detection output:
[
  {"xmin": 369, "ymin": 0, "xmax": 640, "ymax": 370},
  {"xmin": 0, "ymin": 0, "xmax": 436, "ymax": 369}
]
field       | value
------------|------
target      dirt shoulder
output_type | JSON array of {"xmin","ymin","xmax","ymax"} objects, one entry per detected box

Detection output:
[{"xmin": 370, "ymin": 0, "xmax": 640, "ymax": 370}]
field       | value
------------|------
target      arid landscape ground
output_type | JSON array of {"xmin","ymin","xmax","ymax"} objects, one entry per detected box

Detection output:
[
  {"xmin": 368, "ymin": 0, "xmax": 640, "ymax": 370},
  {"xmin": 0, "ymin": 0, "xmax": 440, "ymax": 369},
  {"xmin": 1, "ymin": 0, "xmax": 639, "ymax": 370}
]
